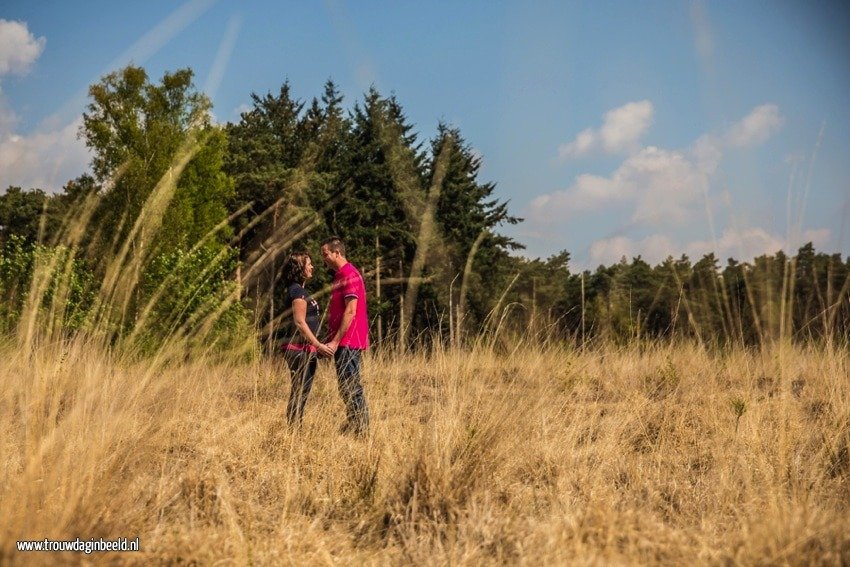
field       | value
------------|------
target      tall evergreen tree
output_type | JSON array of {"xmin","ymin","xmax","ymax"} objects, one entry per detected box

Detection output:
[
  {"xmin": 224, "ymin": 81, "xmax": 308, "ymax": 256},
  {"xmin": 331, "ymin": 88, "xmax": 423, "ymax": 264},
  {"xmin": 428, "ymin": 124, "xmax": 522, "ymax": 331}
]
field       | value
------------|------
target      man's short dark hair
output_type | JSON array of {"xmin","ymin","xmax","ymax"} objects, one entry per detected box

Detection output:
[{"xmin": 322, "ymin": 236, "xmax": 346, "ymax": 257}]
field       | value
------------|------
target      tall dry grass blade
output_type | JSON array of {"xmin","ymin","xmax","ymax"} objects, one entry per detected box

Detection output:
[
  {"xmin": 401, "ymin": 133, "xmax": 454, "ymax": 345},
  {"xmin": 457, "ymin": 229, "xmax": 487, "ymax": 342}
]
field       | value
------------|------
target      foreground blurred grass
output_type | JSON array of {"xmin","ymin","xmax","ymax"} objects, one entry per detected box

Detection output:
[{"xmin": 1, "ymin": 340, "xmax": 848, "ymax": 565}]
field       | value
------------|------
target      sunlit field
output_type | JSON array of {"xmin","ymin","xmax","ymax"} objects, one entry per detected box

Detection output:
[
  {"xmin": 1, "ymin": 46, "xmax": 848, "ymax": 566},
  {"xmin": 2, "ymin": 339, "xmax": 848, "ymax": 564}
]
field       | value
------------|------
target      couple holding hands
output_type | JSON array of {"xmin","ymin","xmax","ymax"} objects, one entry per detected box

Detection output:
[{"xmin": 279, "ymin": 237, "xmax": 370, "ymax": 436}]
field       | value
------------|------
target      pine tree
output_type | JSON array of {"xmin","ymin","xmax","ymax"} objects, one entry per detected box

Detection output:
[
  {"xmin": 428, "ymin": 123, "xmax": 522, "ymax": 332},
  {"xmin": 224, "ymin": 81, "xmax": 308, "ymax": 257}
]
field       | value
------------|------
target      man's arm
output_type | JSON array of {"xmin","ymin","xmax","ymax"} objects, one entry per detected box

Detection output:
[{"xmin": 327, "ymin": 297, "xmax": 357, "ymax": 353}]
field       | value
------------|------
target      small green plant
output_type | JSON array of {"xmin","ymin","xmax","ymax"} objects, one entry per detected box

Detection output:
[{"xmin": 730, "ymin": 397, "xmax": 747, "ymax": 433}]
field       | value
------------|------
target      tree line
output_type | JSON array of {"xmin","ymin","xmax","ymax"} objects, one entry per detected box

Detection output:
[{"xmin": 0, "ymin": 65, "xmax": 848, "ymax": 351}]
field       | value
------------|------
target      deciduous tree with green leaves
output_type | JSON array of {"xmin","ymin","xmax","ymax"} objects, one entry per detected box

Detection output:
[{"xmin": 80, "ymin": 65, "xmax": 243, "ymax": 348}]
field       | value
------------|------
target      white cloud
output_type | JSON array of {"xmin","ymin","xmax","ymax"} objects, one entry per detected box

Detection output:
[
  {"xmin": 690, "ymin": 134, "xmax": 722, "ymax": 175},
  {"xmin": 0, "ymin": 46, "xmax": 89, "ymax": 191},
  {"xmin": 556, "ymin": 101, "xmax": 781, "ymax": 169},
  {"xmin": 684, "ymin": 228, "xmax": 829, "ymax": 262},
  {"xmin": 589, "ymin": 236, "xmax": 634, "ymax": 265},
  {"xmin": 0, "ymin": 116, "xmax": 90, "ymax": 192},
  {"xmin": 559, "ymin": 128, "xmax": 595, "ymax": 159},
  {"xmin": 531, "ymin": 146, "xmax": 708, "ymax": 226},
  {"xmin": 1, "ymin": 5, "xmax": 219, "ymax": 193},
  {"xmin": 725, "ymin": 104, "xmax": 784, "ymax": 148},
  {"xmin": 528, "ymin": 173, "xmax": 623, "ymax": 220},
  {"xmin": 599, "ymin": 100, "xmax": 654, "ymax": 153},
  {"xmin": 538, "ymin": 100, "xmax": 819, "ymax": 270},
  {"xmin": 626, "ymin": 147, "xmax": 707, "ymax": 225},
  {"xmin": 589, "ymin": 233, "xmax": 676, "ymax": 266},
  {"xmin": 536, "ymin": 102, "xmax": 787, "ymax": 235},
  {"xmin": 557, "ymin": 100, "xmax": 653, "ymax": 160},
  {"xmin": 685, "ymin": 228, "xmax": 784, "ymax": 261},
  {"xmin": 0, "ymin": 20, "xmax": 88, "ymax": 192},
  {"xmin": 0, "ymin": 20, "xmax": 45, "ymax": 76}
]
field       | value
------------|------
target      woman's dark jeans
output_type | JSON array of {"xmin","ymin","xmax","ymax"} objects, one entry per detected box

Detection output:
[
  {"xmin": 283, "ymin": 350, "xmax": 317, "ymax": 425},
  {"xmin": 334, "ymin": 347, "xmax": 369, "ymax": 435}
]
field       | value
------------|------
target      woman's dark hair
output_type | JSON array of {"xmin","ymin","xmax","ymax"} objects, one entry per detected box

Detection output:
[{"xmin": 281, "ymin": 252, "xmax": 311, "ymax": 285}]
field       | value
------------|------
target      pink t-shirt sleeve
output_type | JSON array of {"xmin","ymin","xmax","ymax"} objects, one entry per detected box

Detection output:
[{"xmin": 342, "ymin": 270, "xmax": 361, "ymax": 299}]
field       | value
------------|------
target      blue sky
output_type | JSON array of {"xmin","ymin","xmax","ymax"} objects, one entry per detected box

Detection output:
[{"xmin": 1, "ymin": 0, "xmax": 848, "ymax": 269}]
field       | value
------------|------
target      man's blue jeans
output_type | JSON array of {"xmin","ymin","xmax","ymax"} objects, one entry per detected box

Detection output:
[{"xmin": 334, "ymin": 347, "xmax": 369, "ymax": 434}]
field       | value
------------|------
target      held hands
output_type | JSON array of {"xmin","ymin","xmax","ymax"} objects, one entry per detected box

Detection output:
[
  {"xmin": 315, "ymin": 342, "xmax": 334, "ymax": 357},
  {"xmin": 324, "ymin": 340, "xmax": 340, "ymax": 355}
]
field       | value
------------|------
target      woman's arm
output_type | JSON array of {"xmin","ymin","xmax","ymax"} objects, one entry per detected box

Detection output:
[{"xmin": 292, "ymin": 298, "xmax": 333, "ymax": 356}]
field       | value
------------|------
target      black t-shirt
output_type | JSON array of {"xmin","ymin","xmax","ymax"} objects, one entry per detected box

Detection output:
[{"xmin": 280, "ymin": 282, "xmax": 320, "ymax": 345}]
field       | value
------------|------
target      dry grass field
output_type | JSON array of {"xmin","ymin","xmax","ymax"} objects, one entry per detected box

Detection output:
[{"xmin": 1, "ymin": 339, "xmax": 849, "ymax": 565}]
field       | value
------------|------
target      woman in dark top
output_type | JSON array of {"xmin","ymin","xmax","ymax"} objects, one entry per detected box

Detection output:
[{"xmin": 280, "ymin": 252, "xmax": 332, "ymax": 425}]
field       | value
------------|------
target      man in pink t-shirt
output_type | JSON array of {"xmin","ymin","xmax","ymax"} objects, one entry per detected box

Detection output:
[{"xmin": 321, "ymin": 236, "xmax": 370, "ymax": 435}]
